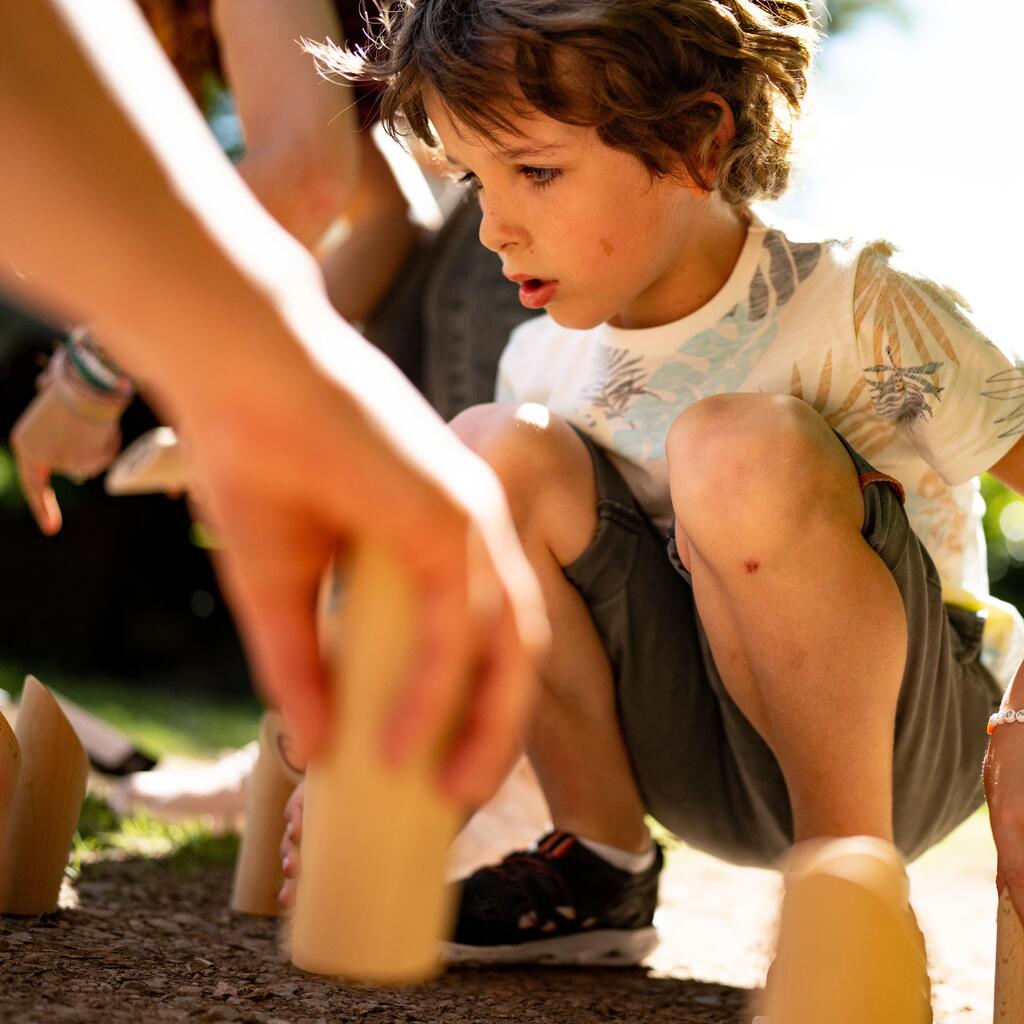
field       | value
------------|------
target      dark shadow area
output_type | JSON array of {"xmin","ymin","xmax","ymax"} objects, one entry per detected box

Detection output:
[{"xmin": 0, "ymin": 297, "xmax": 249, "ymax": 695}]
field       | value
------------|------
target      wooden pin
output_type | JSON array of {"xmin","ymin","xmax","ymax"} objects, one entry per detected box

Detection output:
[
  {"xmin": 231, "ymin": 711, "xmax": 304, "ymax": 917},
  {"xmin": 0, "ymin": 712, "xmax": 22, "ymax": 909},
  {"xmin": 105, "ymin": 426, "xmax": 188, "ymax": 496},
  {"xmin": 996, "ymin": 888, "xmax": 1024, "ymax": 1021},
  {"xmin": 288, "ymin": 542, "xmax": 460, "ymax": 983},
  {"xmin": 760, "ymin": 837, "xmax": 931, "ymax": 1024},
  {"xmin": 3, "ymin": 676, "xmax": 89, "ymax": 915}
]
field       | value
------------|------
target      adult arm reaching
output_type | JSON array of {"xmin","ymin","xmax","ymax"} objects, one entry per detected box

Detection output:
[
  {"xmin": 0, "ymin": 0, "xmax": 546, "ymax": 801},
  {"xmin": 10, "ymin": 0, "xmax": 420, "ymax": 533}
]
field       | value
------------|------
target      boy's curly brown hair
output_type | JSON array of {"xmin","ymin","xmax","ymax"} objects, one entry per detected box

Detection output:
[{"xmin": 311, "ymin": 0, "xmax": 818, "ymax": 208}]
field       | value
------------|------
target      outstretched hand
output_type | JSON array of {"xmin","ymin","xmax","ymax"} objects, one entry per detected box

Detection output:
[
  {"xmin": 147, "ymin": 299, "xmax": 547, "ymax": 809},
  {"xmin": 11, "ymin": 362, "xmax": 125, "ymax": 535}
]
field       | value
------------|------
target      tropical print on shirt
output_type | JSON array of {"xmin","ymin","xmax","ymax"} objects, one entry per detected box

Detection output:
[{"xmin": 497, "ymin": 210, "xmax": 1024, "ymax": 685}]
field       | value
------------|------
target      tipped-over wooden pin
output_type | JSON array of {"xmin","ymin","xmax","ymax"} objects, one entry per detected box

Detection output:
[
  {"xmin": 3, "ymin": 676, "xmax": 89, "ymax": 915},
  {"xmin": 105, "ymin": 426, "xmax": 188, "ymax": 496},
  {"xmin": 288, "ymin": 542, "xmax": 461, "ymax": 984},
  {"xmin": 231, "ymin": 711, "xmax": 304, "ymax": 917}
]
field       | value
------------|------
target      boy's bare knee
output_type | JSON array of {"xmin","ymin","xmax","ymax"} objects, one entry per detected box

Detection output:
[
  {"xmin": 449, "ymin": 402, "xmax": 513, "ymax": 454},
  {"xmin": 666, "ymin": 394, "xmax": 861, "ymax": 542},
  {"xmin": 451, "ymin": 403, "xmax": 596, "ymax": 543},
  {"xmin": 451, "ymin": 402, "xmax": 565, "ymax": 475}
]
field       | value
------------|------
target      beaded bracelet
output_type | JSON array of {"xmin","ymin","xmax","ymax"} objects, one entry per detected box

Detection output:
[{"xmin": 988, "ymin": 710, "xmax": 1024, "ymax": 735}]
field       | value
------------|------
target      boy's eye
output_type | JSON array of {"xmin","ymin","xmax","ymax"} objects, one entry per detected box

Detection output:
[
  {"xmin": 456, "ymin": 170, "xmax": 481, "ymax": 194},
  {"xmin": 520, "ymin": 165, "xmax": 562, "ymax": 188}
]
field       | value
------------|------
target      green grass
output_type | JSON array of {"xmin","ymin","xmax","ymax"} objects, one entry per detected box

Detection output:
[
  {"xmin": 70, "ymin": 794, "xmax": 240, "ymax": 877},
  {"xmin": 0, "ymin": 661, "xmax": 261, "ymax": 759}
]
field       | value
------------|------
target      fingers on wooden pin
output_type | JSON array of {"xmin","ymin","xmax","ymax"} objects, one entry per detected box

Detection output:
[
  {"xmin": 1, "ymin": 675, "xmax": 89, "ymax": 916},
  {"xmin": 288, "ymin": 542, "xmax": 461, "ymax": 985},
  {"xmin": 231, "ymin": 710, "xmax": 304, "ymax": 917},
  {"xmin": 996, "ymin": 888, "xmax": 1024, "ymax": 1022},
  {"xmin": 759, "ymin": 836, "xmax": 932, "ymax": 1024}
]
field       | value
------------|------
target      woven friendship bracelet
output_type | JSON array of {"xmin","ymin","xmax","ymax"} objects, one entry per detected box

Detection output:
[
  {"xmin": 65, "ymin": 327, "xmax": 136, "ymax": 398},
  {"xmin": 50, "ymin": 348, "xmax": 131, "ymax": 423},
  {"xmin": 988, "ymin": 710, "xmax": 1024, "ymax": 735}
]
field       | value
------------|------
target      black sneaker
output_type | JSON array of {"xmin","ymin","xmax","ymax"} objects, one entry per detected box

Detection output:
[{"xmin": 445, "ymin": 830, "xmax": 663, "ymax": 966}]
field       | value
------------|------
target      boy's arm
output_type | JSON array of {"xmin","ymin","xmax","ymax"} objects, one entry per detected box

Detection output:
[
  {"xmin": 319, "ymin": 134, "xmax": 421, "ymax": 323},
  {"xmin": 212, "ymin": 0, "xmax": 358, "ymax": 251},
  {"xmin": 0, "ymin": 0, "xmax": 546, "ymax": 800}
]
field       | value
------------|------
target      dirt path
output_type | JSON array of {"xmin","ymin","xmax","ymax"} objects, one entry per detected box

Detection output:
[{"xmin": 0, "ymin": 814, "xmax": 999, "ymax": 1024}]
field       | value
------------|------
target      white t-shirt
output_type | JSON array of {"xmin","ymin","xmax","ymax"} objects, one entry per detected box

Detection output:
[{"xmin": 497, "ymin": 209, "xmax": 1024, "ymax": 685}]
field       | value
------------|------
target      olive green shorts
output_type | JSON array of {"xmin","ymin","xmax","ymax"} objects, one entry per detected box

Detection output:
[{"xmin": 562, "ymin": 430, "xmax": 1002, "ymax": 867}]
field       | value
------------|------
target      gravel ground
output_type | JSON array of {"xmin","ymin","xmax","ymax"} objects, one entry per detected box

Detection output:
[{"xmin": 0, "ymin": 813, "xmax": 1000, "ymax": 1024}]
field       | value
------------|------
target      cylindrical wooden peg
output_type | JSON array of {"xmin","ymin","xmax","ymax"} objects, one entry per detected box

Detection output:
[
  {"xmin": 289, "ymin": 542, "xmax": 460, "ymax": 983},
  {"xmin": 231, "ymin": 711, "xmax": 303, "ymax": 916},
  {"xmin": 996, "ymin": 887, "xmax": 1024, "ymax": 1021},
  {"xmin": 3, "ymin": 676, "xmax": 89, "ymax": 915}
]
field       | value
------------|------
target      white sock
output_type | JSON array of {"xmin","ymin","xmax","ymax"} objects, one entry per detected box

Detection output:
[{"xmin": 578, "ymin": 834, "xmax": 656, "ymax": 874}]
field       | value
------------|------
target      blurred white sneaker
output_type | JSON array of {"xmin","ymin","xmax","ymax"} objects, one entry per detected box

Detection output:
[{"xmin": 108, "ymin": 742, "xmax": 259, "ymax": 832}]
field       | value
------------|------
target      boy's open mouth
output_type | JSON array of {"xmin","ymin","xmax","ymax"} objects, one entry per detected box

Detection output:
[{"xmin": 515, "ymin": 277, "xmax": 559, "ymax": 310}]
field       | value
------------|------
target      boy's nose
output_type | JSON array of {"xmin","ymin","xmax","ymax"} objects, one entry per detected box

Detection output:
[{"xmin": 478, "ymin": 196, "xmax": 527, "ymax": 254}]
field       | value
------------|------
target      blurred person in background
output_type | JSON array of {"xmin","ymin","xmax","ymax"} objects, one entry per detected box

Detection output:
[{"xmin": 10, "ymin": 0, "xmax": 530, "ymax": 535}]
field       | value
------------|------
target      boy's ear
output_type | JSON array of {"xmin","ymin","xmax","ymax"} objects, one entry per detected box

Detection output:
[
  {"xmin": 668, "ymin": 92, "xmax": 736, "ymax": 193},
  {"xmin": 698, "ymin": 92, "xmax": 736, "ymax": 183}
]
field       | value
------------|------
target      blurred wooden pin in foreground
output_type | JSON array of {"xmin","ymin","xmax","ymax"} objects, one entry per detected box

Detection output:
[
  {"xmin": 287, "ymin": 543, "xmax": 461, "ymax": 984},
  {"xmin": 107, "ymin": 425, "xmax": 463, "ymax": 982}
]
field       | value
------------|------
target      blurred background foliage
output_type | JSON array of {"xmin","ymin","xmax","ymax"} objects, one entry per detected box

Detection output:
[
  {"xmin": 817, "ymin": 0, "xmax": 910, "ymax": 31},
  {"xmin": 982, "ymin": 476, "xmax": 1024, "ymax": 608}
]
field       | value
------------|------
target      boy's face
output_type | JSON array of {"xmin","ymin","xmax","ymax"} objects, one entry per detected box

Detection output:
[{"xmin": 425, "ymin": 93, "xmax": 736, "ymax": 331}]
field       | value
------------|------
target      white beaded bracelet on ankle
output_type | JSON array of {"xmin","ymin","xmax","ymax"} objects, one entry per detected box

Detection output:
[{"xmin": 988, "ymin": 710, "xmax": 1024, "ymax": 735}]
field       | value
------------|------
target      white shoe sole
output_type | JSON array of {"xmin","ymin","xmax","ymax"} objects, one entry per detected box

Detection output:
[{"xmin": 444, "ymin": 927, "xmax": 658, "ymax": 967}]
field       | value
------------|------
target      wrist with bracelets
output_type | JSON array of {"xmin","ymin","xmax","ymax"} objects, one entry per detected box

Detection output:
[
  {"xmin": 64, "ymin": 327, "xmax": 136, "ymax": 399},
  {"xmin": 50, "ymin": 345, "xmax": 132, "ymax": 424},
  {"xmin": 988, "ymin": 709, "xmax": 1024, "ymax": 735}
]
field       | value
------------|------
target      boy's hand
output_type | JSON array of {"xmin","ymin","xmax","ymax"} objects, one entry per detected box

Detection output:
[
  {"xmin": 984, "ymin": 723, "xmax": 1024, "ymax": 921},
  {"xmin": 11, "ymin": 372, "xmax": 124, "ymax": 535}
]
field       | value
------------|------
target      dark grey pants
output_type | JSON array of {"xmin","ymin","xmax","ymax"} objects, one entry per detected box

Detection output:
[{"xmin": 563, "ymin": 430, "xmax": 1001, "ymax": 867}]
